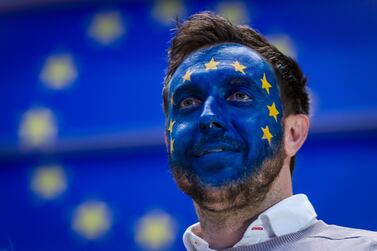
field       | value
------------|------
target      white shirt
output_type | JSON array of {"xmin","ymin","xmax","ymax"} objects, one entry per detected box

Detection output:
[{"xmin": 183, "ymin": 194, "xmax": 318, "ymax": 251}]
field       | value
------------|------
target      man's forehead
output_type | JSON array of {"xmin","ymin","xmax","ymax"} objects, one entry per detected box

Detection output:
[
  {"xmin": 177, "ymin": 43, "xmax": 269, "ymax": 73},
  {"xmin": 169, "ymin": 43, "xmax": 276, "ymax": 92}
]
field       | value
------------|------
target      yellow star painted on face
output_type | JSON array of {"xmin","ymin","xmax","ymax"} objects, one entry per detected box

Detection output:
[
  {"xmin": 170, "ymin": 139, "xmax": 175, "ymax": 153},
  {"xmin": 261, "ymin": 126, "xmax": 273, "ymax": 145},
  {"xmin": 261, "ymin": 73, "xmax": 272, "ymax": 95},
  {"xmin": 168, "ymin": 120, "xmax": 175, "ymax": 134},
  {"xmin": 231, "ymin": 61, "xmax": 246, "ymax": 74},
  {"xmin": 267, "ymin": 102, "xmax": 280, "ymax": 122},
  {"xmin": 205, "ymin": 58, "xmax": 219, "ymax": 70},
  {"xmin": 182, "ymin": 69, "xmax": 192, "ymax": 82}
]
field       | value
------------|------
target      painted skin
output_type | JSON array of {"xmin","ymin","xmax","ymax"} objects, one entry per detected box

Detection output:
[{"xmin": 167, "ymin": 43, "xmax": 283, "ymax": 187}]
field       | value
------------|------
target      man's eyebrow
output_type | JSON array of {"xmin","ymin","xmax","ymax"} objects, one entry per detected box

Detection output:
[
  {"xmin": 223, "ymin": 75, "xmax": 264, "ymax": 95},
  {"xmin": 171, "ymin": 82, "xmax": 203, "ymax": 99},
  {"xmin": 226, "ymin": 75, "xmax": 258, "ymax": 87}
]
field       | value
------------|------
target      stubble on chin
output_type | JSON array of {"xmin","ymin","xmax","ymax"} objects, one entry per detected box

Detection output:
[{"xmin": 170, "ymin": 142, "xmax": 285, "ymax": 214}]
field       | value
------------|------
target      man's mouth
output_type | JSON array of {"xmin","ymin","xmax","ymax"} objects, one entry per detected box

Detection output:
[
  {"xmin": 192, "ymin": 144, "xmax": 240, "ymax": 157},
  {"xmin": 199, "ymin": 148, "xmax": 225, "ymax": 156}
]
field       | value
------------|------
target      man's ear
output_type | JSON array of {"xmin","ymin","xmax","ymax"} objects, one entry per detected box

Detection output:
[{"xmin": 283, "ymin": 114, "xmax": 310, "ymax": 157}]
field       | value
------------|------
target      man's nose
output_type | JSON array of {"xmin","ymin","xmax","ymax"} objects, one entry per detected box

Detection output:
[{"xmin": 199, "ymin": 96, "xmax": 226, "ymax": 134}]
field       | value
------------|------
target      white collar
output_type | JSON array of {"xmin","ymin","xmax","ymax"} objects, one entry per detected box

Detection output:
[{"xmin": 183, "ymin": 194, "xmax": 318, "ymax": 251}]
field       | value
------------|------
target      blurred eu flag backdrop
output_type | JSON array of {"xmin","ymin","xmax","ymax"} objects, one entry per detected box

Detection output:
[{"xmin": 0, "ymin": 0, "xmax": 376, "ymax": 250}]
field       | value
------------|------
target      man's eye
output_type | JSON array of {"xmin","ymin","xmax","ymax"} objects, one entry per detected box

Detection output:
[
  {"xmin": 179, "ymin": 97, "xmax": 202, "ymax": 109},
  {"xmin": 227, "ymin": 92, "xmax": 252, "ymax": 102}
]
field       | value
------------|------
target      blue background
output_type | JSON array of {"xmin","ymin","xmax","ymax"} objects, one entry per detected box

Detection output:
[{"xmin": 0, "ymin": 0, "xmax": 376, "ymax": 250}]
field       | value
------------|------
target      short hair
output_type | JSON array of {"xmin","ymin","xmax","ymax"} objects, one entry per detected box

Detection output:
[{"xmin": 162, "ymin": 12, "xmax": 310, "ymax": 174}]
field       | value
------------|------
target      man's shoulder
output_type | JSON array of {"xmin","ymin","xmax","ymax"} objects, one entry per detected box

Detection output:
[
  {"xmin": 277, "ymin": 221, "xmax": 377, "ymax": 251},
  {"xmin": 296, "ymin": 220, "xmax": 377, "ymax": 250},
  {"xmin": 225, "ymin": 221, "xmax": 377, "ymax": 251},
  {"xmin": 314, "ymin": 221, "xmax": 377, "ymax": 240}
]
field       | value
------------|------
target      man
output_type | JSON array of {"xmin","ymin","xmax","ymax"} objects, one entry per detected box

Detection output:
[{"xmin": 162, "ymin": 12, "xmax": 377, "ymax": 250}]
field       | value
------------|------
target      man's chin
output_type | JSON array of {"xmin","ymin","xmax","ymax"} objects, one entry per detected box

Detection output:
[
  {"xmin": 171, "ymin": 166, "xmax": 272, "ymax": 213},
  {"xmin": 170, "ymin": 143, "xmax": 285, "ymax": 213},
  {"xmin": 171, "ymin": 169, "xmax": 244, "ymax": 212}
]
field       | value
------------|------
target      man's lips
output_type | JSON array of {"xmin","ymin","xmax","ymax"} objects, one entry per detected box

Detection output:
[{"xmin": 192, "ymin": 143, "xmax": 241, "ymax": 157}]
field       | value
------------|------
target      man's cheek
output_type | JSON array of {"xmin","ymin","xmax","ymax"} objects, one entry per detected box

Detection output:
[
  {"xmin": 235, "ymin": 116, "xmax": 274, "ymax": 164},
  {"xmin": 169, "ymin": 122, "xmax": 195, "ymax": 166}
]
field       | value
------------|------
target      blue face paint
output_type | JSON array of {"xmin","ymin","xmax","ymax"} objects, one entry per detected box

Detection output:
[{"xmin": 167, "ymin": 43, "xmax": 283, "ymax": 187}]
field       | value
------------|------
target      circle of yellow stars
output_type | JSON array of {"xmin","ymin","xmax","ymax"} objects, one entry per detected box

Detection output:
[{"xmin": 169, "ymin": 57, "xmax": 280, "ymax": 147}]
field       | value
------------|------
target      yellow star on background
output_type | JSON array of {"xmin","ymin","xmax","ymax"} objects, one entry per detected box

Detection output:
[
  {"xmin": 261, "ymin": 126, "xmax": 273, "ymax": 145},
  {"xmin": 267, "ymin": 102, "xmax": 280, "ymax": 122},
  {"xmin": 31, "ymin": 165, "xmax": 67, "ymax": 200},
  {"xmin": 152, "ymin": 0, "xmax": 186, "ymax": 25},
  {"xmin": 168, "ymin": 120, "xmax": 175, "ymax": 133},
  {"xmin": 231, "ymin": 61, "xmax": 246, "ymax": 74},
  {"xmin": 135, "ymin": 210, "xmax": 176, "ymax": 250},
  {"xmin": 216, "ymin": 1, "xmax": 249, "ymax": 25},
  {"xmin": 267, "ymin": 34, "xmax": 297, "ymax": 59},
  {"xmin": 205, "ymin": 58, "xmax": 219, "ymax": 70},
  {"xmin": 182, "ymin": 69, "xmax": 192, "ymax": 82},
  {"xmin": 40, "ymin": 54, "xmax": 77, "ymax": 90},
  {"xmin": 88, "ymin": 11, "xmax": 125, "ymax": 45},
  {"xmin": 72, "ymin": 201, "xmax": 112, "ymax": 240},
  {"xmin": 261, "ymin": 73, "xmax": 272, "ymax": 95},
  {"xmin": 170, "ymin": 139, "xmax": 174, "ymax": 153},
  {"xmin": 19, "ymin": 108, "xmax": 57, "ymax": 146}
]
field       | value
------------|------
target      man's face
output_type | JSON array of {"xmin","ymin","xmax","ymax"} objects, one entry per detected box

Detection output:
[{"xmin": 166, "ymin": 44, "xmax": 284, "ymax": 202}]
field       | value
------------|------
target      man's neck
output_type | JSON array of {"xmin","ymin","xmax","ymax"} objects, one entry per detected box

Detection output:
[{"xmin": 193, "ymin": 165, "xmax": 292, "ymax": 250}]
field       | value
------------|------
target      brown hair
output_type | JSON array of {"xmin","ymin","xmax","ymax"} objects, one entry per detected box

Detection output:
[{"xmin": 162, "ymin": 12, "xmax": 310, "ymax": 174}]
